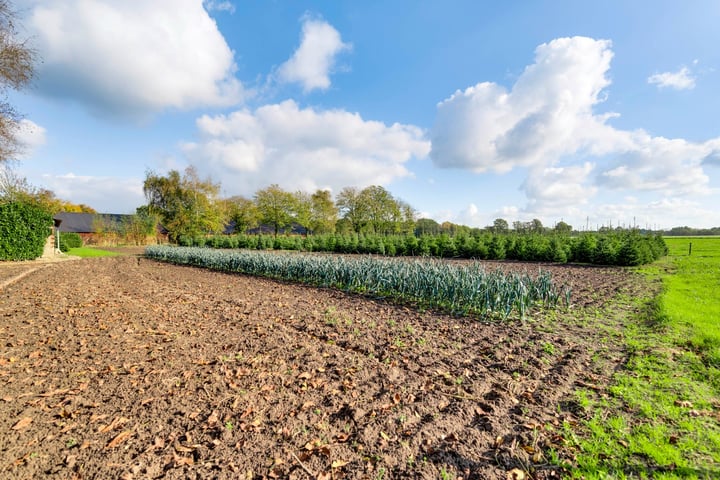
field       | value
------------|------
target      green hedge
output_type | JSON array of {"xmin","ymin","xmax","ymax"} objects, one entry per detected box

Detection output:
[
  {"xmin": 59, "ymin": 232, "xmax": 83, "ymax": 252},
  {"xmin": 0, "ymin": 202, "xmax": 53, "ymax": 261}
]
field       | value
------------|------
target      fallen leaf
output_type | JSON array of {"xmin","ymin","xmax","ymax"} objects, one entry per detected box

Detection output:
[
  {"xmin": 331, "ymin": 460, "xmax": 349, "ymax": 468},
  {"xmin": 174, "ymin": 442, "xmax": 195, "ymax": 453},
  {"xmin": 334, "ymin": 433, "xmax": 350, "ymax": 443},
  {"xmin": 240, "ymin": 406, "xmax": 253, "ymax": 419},
  {"xmin": 507, "ymin": 468, "xmax": 525, "ymax": 480},
  {"xmin": 304, "ymin": 438, "xmax": 325, "ymax": 451},
  {"xmin": 11, "ymin": 417, "xmax": 32, "ymax": 430},
  {"xmin": 13, "ymin": 452, "xmax": 32, "ymax": 466},
  {"xmin": 206, "ymin": 410, "xmax": 219, "ymax": 426},
  {"xmin": 106, "ymin": 430, "xmax": 133, "ymax": 449},
  {"xmin": 98, "ymin": 416, "xmax": 130, "ymax": 433},
  {"xmin": 171, "ymin": 451, "xmax": 194, "ymax": 466}
]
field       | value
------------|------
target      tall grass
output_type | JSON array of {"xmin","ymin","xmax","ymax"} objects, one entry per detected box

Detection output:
[{"xmin": 145, "ymin": 245, "xmax": 571, "ymax": 320}]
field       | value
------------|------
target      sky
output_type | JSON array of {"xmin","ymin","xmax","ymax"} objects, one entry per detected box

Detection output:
[{"xmin": 9, "ymin": 0, "xmax": 720, "ymax": 229}]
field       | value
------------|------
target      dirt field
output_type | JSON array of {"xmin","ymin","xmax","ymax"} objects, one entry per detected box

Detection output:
[{"xmin": 0, "ymin": 252, "xmax": 644, "ymax": 479}]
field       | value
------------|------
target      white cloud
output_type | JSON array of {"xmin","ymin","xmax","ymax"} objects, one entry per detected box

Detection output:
[
  {"xmin": 701, "ymin": 139, "xmax": 720, "ymax": 167},
  {"xmin": 203, "ymin": 0, "xmax": 235, "ymax": 13},
  {"xmin": 433, "ymin": 203, "xmax": 523, "ymax": 229},
  {"xmin": 648, "ymin": 66, "xmax": 696, "ymax": 90},
  {"xmin": 181, "ymin": 99, "xmax": 430, "ymax": 195},
  {"xmin": 13, "ymin": 120, "xmax": 47, "ymax": 158},
  {"xmin": 597, "ymin": 133, "xmax": 712, "ymax": 195},
  {"xmin": 430, "ymin": 36, "xmax": 718, "ymax": 218},
  {"xmin": 38, "ymin": 173, "xmax": 144, "ymax": 213},
  {"xmin": 522, "ymin": 162, "xmax": 597, "ymax": 213},
  {"xmin": 277, "ymin": 16, "xmax": 351, "ymax": 92},
  {"xmin": 593, "ymin": 197, "xmax": 720, "ymax": 230},
  {"xmin": 453, "ymin": 203, "xmax": 490, "ymax": 228},
  {"xmin": 431, "ymin": 37, "xmax": 615, "ymax": 173},
  {"xmin": 28, "ymin": 0, "xmax": 243, "ymax": 118}
]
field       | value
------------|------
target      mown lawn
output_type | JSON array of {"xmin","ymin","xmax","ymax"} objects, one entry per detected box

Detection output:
[{"xmin": 67, "ymin": 247, "xmax": 120, "ymax": 258}]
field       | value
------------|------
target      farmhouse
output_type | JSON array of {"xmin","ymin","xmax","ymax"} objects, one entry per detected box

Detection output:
[
  {"xmin": 53, "ymin": 212, "xmax": 167, "ymax": 245},
  {"xmin": 53, "ymin": 212, "xmax": 129, "ymax": 245}
]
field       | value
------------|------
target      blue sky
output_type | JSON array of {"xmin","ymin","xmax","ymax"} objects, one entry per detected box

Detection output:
[{"xmin": 10, "ymin": 0, "xmax": 720, "ymax": 229}]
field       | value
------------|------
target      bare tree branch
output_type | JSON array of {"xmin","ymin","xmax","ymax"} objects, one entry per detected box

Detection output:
[{"xmin": 0, "ymin": 0, "xmax": 36, "ymax": 163}]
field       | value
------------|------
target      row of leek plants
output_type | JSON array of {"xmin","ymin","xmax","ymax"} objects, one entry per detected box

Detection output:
[{"xmin": 145, "ymin": 245, "xmax": 571, "ymax": 320}]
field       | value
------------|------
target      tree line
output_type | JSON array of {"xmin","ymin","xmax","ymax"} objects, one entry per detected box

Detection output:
[
  {"xmin": 663, "ymin": 226, "xmax": 720, "ymax": 236},
  {"xmin": 142, "ymin": 167, "xmax": 418, "ymax": 243},
  {"xmin": 142, "ymin": 168, "xmax": 585, "ymax": 244}
]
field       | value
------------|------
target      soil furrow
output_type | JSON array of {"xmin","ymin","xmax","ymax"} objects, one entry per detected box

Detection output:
[{"xmin": 0, "ymin": 255, "xmax": 639, "ymax": 479}]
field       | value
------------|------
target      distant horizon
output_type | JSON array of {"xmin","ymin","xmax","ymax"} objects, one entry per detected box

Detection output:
[
  {"xmin": 10, "ymin": 0, "xmax": 720, "ymax": 229},
  {"xmin": 50, "ymin": 205, "xmax": 719, "ymax": 234}
]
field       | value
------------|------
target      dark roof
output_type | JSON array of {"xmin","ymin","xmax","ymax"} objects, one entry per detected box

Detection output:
[
  {"xmin": 245, "ymin": 222, "xmax": 308, "ymax": 235},
  {"xmin": 53, "ymin": 212, "xmax": 133, "ymax": 233}
]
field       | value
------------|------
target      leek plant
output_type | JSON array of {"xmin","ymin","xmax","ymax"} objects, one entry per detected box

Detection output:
[{"xmin": 145, "ymin": 246, "xmax": 571, "ymax": 320}]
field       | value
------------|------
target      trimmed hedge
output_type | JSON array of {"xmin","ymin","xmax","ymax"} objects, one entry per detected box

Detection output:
[
  {"xmin": 0, "ymin": 202, "xmax": 53, "ymax": 261},
  {"xmin": 59, "ymin": 232, "xmax": 83, "ymax": 252}
]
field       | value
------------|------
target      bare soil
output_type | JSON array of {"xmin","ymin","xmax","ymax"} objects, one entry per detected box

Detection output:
[{"xmin": 0, "ymin": 252, "xmax": 646, "ymax": 479}]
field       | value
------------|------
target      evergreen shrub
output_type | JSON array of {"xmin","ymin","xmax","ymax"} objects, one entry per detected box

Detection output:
[
  {"xmin": 59, "ymin": 232, "xmax": 83, "ymax": 252},
  {"xmin": 0, "ymin": 202, "xmax": 53, "ymax": 261}
]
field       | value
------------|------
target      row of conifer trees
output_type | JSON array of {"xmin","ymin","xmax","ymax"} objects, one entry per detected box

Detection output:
[{"xmin": 179, "ymin": 230, "xmax": 667, "ymax": 267}]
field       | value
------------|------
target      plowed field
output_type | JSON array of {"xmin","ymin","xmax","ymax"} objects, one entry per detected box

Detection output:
[{"xmin": 0, "ymin": 253, "xmax": 646, "ymax": 479}]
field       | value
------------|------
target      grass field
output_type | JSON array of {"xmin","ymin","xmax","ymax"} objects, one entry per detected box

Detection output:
[
  {"xmin": 67, "ymin": 247, "xmax": 120, "ymax": 258},
  {"xmin": 662, "ymin": 237, "xmax": 720, "ymax": 367},
  {"xmin": 569, "ymin": 236, "xmax": 720, "ymax": 479}
]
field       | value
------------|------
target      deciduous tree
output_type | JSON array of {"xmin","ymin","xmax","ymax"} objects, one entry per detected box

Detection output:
[
  {"xmin": 336, "ymin": 186, "xmax": 367, "ymax": 233},
  {"xmin": 310, "ymin": 189, "xmax": 337, "ymax": 234},
  {"xmin": 553, "ymin": 220, "xmax": 572, "ymax": 234},
  {"xmin": 224, "ymin": 195, "xmax": 259, "ymax": 234},
  {"xmin": 397, "ymin": 200, "xmax": 417, "ymax": 235},
  {"xmin": 415, "ymin": 218, "xmax": 441, "ymax": 236},
  {"xmin": 0, "ymin": 1, "xmax": 36, "ymax": 162},
  {"xmin": 254, "ymin": 184, "xmax": 296, "ymax": 236},
  {"xmin": 360, "ymin": 185, "xmax": 401, "ymax": 234},
  {"xmin": 1, "ymin": 164, "xmax": 95, "ymax": 213},
  {"xmin": 143, "ymin": 167, "xmax": 224, "ymax": 243},
  {"xmin": 492, "ymin": 218, "xmax": 509, "ymax": 234},
  {"xmin": 292, "ymin": 190, "xmax": 312, "ymax": 234}
]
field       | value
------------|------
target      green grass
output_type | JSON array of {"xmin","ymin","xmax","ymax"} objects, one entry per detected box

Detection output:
[
  {"xmin": 565, "ymin": 236, "xmax": 720, "ymax": 479},
  {"xmin": 662, "ymin": 237, "xmax": 720, "ymax": 367},
  {"xmin": 67, "ymin": 247, "xmax": 120, "ymax": 258}
]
